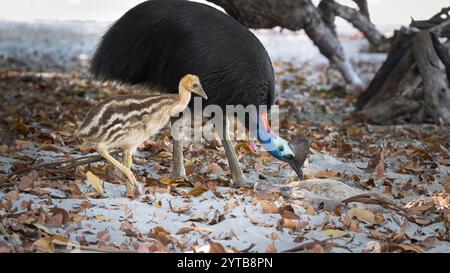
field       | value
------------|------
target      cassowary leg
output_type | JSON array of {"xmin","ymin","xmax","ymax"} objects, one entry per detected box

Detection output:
[
  {"xmin": 222, "ymin": 117, "xmax": 247, "ymax": 188},
  {"xmin": 171, "ymin": 117, "xmax": 187, "ymax": 179}
]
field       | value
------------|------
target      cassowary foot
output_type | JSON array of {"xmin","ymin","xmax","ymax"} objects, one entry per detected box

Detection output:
[
  {"xmin": 171, "ymin": 169, "xmax": 187, "ymax": 181},
  {"xmin": 171, "ymin": 136, "xmax": 187, "ymax": 180},
  {"xmin": 231, "ymin": 176, "xmax": 254, "ymax": 189}
]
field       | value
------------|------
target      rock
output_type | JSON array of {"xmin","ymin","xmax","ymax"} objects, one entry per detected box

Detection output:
[
  {"xmin": 282, "ymin": 187, "xmax": 342, "ymax": 212},
  {"xmin": 304, "ymin": 153, "xmax": 365, "ymax": 177},
  {"xmin": 286, "ymin": 179, "xmax": 363, "ymax": 200},
  {"xmin": 279, "ymin": 179, "xmax": 384, "ymax": 212}
]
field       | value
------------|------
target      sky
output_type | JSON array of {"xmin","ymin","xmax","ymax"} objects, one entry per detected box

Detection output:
[{"xmin": 0, "ymin": 0, "xmax": 448, "ymax": 26}]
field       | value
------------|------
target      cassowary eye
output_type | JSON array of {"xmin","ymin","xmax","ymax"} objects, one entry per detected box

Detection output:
[{"xmin": 279, "ymin": 146, "xmax": 284, "ymax": 152}]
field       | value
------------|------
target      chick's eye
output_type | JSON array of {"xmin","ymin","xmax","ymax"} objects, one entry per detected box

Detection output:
[
  {"xmin": 193, "ymin": 83, "xmax": 199, "ymax": 88},
  {"xmin": 285, "ymin": 154, "xmax": 294, "ymax": 160}
]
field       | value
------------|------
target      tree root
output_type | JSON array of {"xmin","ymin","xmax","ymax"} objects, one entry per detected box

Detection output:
[{"xmin": 7, "ymin": 150, "xmax": 120, "ymax": 179}]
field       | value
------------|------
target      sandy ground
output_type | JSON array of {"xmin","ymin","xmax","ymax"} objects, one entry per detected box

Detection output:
[{"xmin": 0, "ymin": 20, "xmax": 449, "ymax": 253}]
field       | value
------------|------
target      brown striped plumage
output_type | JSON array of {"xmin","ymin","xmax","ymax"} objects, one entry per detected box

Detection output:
[
  {"xmin": 77, "ymin": 74, "xmax": 207, "ymax": 197},
  {"xmin": 78, "ymin": 94, "xmax": 176, "ymax": 148}
]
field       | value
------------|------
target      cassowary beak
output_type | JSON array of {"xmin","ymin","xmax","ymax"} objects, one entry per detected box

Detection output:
[
  {"xmin": 193, "ymin": 84, "xmax": 208, "ymax": 100},
  {"xmin": 287, "ymin": 159, "xmax": 304, "ymax": 180},
  {"xmin": 288, "ymin": 135, "xmax": 310, "ymax": 181}
]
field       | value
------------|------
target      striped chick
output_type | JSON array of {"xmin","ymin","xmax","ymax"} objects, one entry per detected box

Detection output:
[{"xmin": 77, "ymin": 74, "xmax": 207, "ymax": 197}]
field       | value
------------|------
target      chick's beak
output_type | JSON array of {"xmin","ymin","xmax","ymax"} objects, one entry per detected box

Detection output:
[{"xmin": 193, "ymin": 84, "xmax": 208, "ymax": 100}]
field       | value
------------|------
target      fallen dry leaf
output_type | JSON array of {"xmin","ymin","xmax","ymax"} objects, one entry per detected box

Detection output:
[
  {"xmin": 437, "ymin": 157, "xmax": 450, "ymax": 166},
  {"xmin": 188, "ymin": 184, "xmax": 208, "ymax": 197},
  {"xmin": 11, "ymin": 121, "xmax": 29, "ymax": 136},
  {"xmin": 203, "ymin": 163, "xmax": 223, "ymax": 174},
  {"xmin": 347, "ymin": 208, "xmax": 385, "ymax": 225},
  {"xmin": 445, "ymin": 176, "xmax": 450, "ymax": 194},
  {"xmin": 158, "ymin": 175, "xmax": 172, "ymax": 185},
  {"xmin": 94, "ymin": 215, "xmax": 110, "ymax": 222},
  {"xmin": 176, "ymin": 226, "xmax": 214, "ymax": 235},
  {"xmin": 374, "ymin": 150, "xmax": 386, "ymax": 179},
  {"xmin": 381, "ymin": 243, "xmax": 423, "ymax": 253},
  {"xmin": 45, "ymin": 207, "xmax": 69, "ymax": 227},
  {"xmin": 17, "ymin": 175, "xmax": 33, "ymax": 192},
  {"xmin": 323, "ymin": 229, "xmax": 348, "ymax": 238},
  {"xmin": 33, "ymin": 223, "xmax": 54, "ymax": 235},
  {"xmin": 96, "ymin": 229, "xmax": 111, "ymax": 246},
  {"xmin": 6, "ymin": 190, "xmax": 19, "ymax": 202},
  {"xmin": 250, "ymin": 218, "xmax": 274, "ymax": 228},
  {"xmin": 278, "ymin": 204, "xmax": 300, "ymax": 219},
  {"xmin": 209, "ymin": 241, "xmax": 227, "ymax": 253},
  {"xmin": 208, "ymin": 210, "xmax": 225, "ymax": 225},
  {"xmin": 282, "ymin": 218, "xmax": 307, "ymax": 231},
  {"xmin": 266, "ymin": 232, "xmax": 282, "ymax": 240},
  {"xmin": 259, "ymin": 201, "xmax": 278, "ymax": 214},
  {"xmin": 314, "ymin": 170, "xmax": 339, "ymax": 179},
  {"xmin": 33, "ymin": 236, "xmax": 69, "ymax": 253},
  {"xmin": 70, "ymin": 214, "xmax": 86, "ymax": 223},
  {"xmin": 311, "ymin": 244, "xmax": 325, "ymax": 253},
  {"xmin": 266, "ymin": 243, "xmax": 277, "ymax": 253}
]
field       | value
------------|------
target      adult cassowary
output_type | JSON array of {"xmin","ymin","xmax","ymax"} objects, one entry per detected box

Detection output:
[{"xmin": 90, "ymin": 0, "xmax": 310, "ymax": 187}]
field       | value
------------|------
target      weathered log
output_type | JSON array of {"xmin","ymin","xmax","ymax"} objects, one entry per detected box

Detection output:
[
  {"xmin": 356, "ymin": 7, "xmax": 450, "ymax": 125},
  {"xmin": 352, "ymin": 0, "xmax": 370, "ymax": 21},
  {"xmin": 324, "ymin": 0, "xmax": 387, "ymax": 50},
  {"xmin": 355, "ymin": 29, "xmax": 415, "ymax": 110},
  {"xmin": 413, "ymin": 31, "xmax": 450, "ymax": 124},
  {"xmin": 318, "ymin": 0, "xmax": 337, "ymax": 37},
  {"xmin": 411, "ymin": 7, "xmax": 450, "ymax": 38},
  {"xmin": 431, "ymin": 34, "xmax": 450, "ymax": 83},
  {"xmin": 357, "ymin": 49, "xmax": 422, "ymax": 123},
  {"xmin": 411, "ymin": 8, "xmax": 450, "ymax": 30},
  {"xmin": 207, "ymin": 0, "xmax": 309, "ymax": 30},
  {"xmin": 207, "ymin": 0, "xmax": 363, "ymax": 86},
  {"xmin": 359, "ymin": 98, "xmax": 421, "ymax": 124},
  {"xmin": 301, "ymin": 3, "xmax": 362, "ymax": 86}
]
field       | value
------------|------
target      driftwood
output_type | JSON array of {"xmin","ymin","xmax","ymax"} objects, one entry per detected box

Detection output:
[
  {"xmin": 356, "ymin": 7, "xmax": 450, "ymax": 125},
  {"xmin": 413, "ymin": 31, "xmax": 450, "ymax": 124},
  {"xmin": 411, "ymin": 7, "xmax": 450, "ymax": 37},
  {"xmin": 355, "ymin": 29, "xmax": 416, "ymax": 109},
  {"xmin": 318, "ymin": 0, "xmax": 337, "ymax": 37},
  {"xmin": 208, "ymin": 0, "xmax": 363, "ymax": 86},
  {"xmin": 432, "ymin": 35, "xmax": 450, "ymax": 82},
  {"xmin": 208, "ymin": 0, "xmax": 392, "ymax": 85},
  {"xmin": 320, "ymin": 0, "xmax": 388, "ymax": 51},
  {"xmin": 352, "ymin": 0, "xmax": 370, "ymax": 20}
]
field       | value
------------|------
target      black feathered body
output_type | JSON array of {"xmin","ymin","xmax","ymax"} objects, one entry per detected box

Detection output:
[{"xmin": 91, "ymin": 0, "xmax": 275, "ymax": 110}]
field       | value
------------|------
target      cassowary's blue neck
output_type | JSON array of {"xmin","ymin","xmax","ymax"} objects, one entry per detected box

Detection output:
[{"xmin": 254, "ymin": 113, "xmax": 292, "ymax": 160}]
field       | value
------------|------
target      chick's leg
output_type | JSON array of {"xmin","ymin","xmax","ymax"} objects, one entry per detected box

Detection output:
[
  {"xmin": 123, "ymin": 149, "xmax": 133, "ymax": 169},
  {"xmin": 97, "ymin": 147, "xmax": 140, "ymax": 197},
  {"xmin": 123, "ymin": 148, "xmax": 143, "ymax": 195}
]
